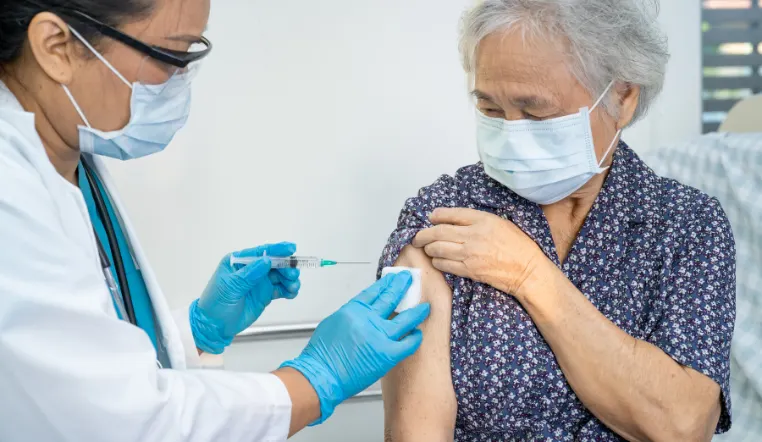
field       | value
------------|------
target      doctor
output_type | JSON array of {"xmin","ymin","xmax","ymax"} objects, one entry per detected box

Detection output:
[{"xmin": 0, "ymin": 0, "xmax": 430, "ymax": 441}]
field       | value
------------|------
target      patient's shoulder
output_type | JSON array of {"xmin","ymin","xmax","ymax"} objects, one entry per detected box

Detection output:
[
  {"xmin": 396, "ymin": 244, "xmax": 432, "ymax": 268},
  {"xmin": 404, "ymin": 163, "xmax": 483, "ymax": 214},
  {"xmin": 379, "ymin": 163, "xmax": 484, "ymax": 279}
]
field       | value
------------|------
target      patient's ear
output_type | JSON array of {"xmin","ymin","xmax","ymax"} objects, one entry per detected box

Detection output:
[{"xmin": 616, "ymin": 83, "xmax": 640, "ymax": 129}]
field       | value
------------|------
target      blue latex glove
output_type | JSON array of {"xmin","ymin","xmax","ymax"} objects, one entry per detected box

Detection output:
[
  {"xmin": 190, "ymin": 242, "xmax": 301, "ymax": 354},
  {"xmin": 281, "ymin": 271, "xmax": 430, "ymax": 424}
]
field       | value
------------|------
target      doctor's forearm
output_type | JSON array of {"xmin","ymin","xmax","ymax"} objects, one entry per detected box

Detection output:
[
  {"xmin": 515, "ymin": 262, "xmax": 720, "ymax": 442},
  {"xmin": 273, "ymin": 368, "xmax": 321, "ymax": 437}
]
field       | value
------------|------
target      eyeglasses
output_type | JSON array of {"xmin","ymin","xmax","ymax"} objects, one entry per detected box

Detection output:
[{"xmin": 63, "ymin": 10, "xmax": 212, "ymax": 69}]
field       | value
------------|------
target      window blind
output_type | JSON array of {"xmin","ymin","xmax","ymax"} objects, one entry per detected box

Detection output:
[{"xmin": 702, "ymin": 0, "xmax": 762, "ymax": 132}]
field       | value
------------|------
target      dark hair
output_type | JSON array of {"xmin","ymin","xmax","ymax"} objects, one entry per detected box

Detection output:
[{"xmin": 0, "ymin": 0, "xmax": 154, "ymax": 67}]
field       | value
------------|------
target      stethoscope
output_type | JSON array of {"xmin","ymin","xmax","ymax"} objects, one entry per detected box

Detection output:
[{"xmin": 82, "ymin": 160, "xmax": 138, "ymax": 326}]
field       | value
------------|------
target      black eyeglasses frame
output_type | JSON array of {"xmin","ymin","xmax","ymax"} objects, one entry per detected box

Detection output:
[{"xmin": 63, "ymin": 10, "xmax": 212, "ymax": 69}]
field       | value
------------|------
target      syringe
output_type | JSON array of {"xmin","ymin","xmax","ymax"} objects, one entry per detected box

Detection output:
[{"xmin": 230, "ymin": 255, "xmax": 370, "ymax": 269}]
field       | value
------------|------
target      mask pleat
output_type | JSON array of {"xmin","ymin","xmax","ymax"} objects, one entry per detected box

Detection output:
[{"xmin": 476, "ymin": 84, "xmax": 617, "ymax": 204}]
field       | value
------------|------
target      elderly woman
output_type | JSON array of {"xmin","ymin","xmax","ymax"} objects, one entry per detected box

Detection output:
[{"xmin": 378, "ymin": 1, "xmax": 736, "ymax": 441}]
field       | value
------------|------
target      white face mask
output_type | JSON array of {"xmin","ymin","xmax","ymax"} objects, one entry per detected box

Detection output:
[
  {"xmin": 477, "ymin": 81, "xmax": 622, "ymax": 205},
  {"xmin": 62, "ymin": 26, "xmax": 193, "ymax": 161}
]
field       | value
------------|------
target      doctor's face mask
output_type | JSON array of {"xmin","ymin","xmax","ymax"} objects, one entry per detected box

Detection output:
[{"xmin": 61, "ymin": 26, "xmax": 196, "ymax": 161}]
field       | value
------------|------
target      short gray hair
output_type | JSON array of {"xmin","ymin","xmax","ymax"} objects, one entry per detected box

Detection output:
[{"xmin": 459, "ymin": 0, "xmax": 669, "ymax": 125}]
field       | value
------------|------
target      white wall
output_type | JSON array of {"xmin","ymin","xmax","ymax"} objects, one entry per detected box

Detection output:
[
  {"xmin": 623, "ymin": 0, "xmax": 702, "ymax": 154},
  {"xmin": 108, "ymin": 0, "xmax": 476, "ymax": 321},
  {"xmin": 105, "ymin": 1, "xmax": 702, "ymax": 440},
  {"xmin": 107, "ymin": 0, "xmax": 702, "ymax": 311}
]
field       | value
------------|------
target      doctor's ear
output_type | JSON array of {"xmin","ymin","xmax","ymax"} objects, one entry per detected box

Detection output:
[
  {"xmin": 26, "ymin": 13, "xmax": 82, "ymax": 85},
  {"xmin": 615, "ymin": 83, "xmax": 640, "ymax": 128}
]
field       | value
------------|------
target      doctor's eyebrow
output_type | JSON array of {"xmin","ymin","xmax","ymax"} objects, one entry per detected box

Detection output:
[
  {"xmin": 165, "ymin": 26, "xmax": 209, "ymax": 43},
  {"xmin": 165, "ymin": 34, "xmax": 204, "ymax": 43}
]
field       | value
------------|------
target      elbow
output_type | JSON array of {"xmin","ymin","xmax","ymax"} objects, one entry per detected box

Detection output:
[
  {"xmin": 664, "ymin": 419, "xmax": 713, "ymax": 442},
  {"xmin": 645, "ymin": 371, "xmax": 722, "ymax": 442},
  {"xmin": 657, "ymin": 402, "xmax": 719, "ymax": 442}
]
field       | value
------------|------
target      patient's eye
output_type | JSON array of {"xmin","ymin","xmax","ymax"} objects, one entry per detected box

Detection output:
[
  {"xmin": 475, "ymin": 97, "xmax": 505, "ymax": 118},
  {"xmin": 479, "ymin": 106, "xmax": 505, "ymax": 118},
  {"xmin": 522, "ymin": 111, "xmax": 543, "ymax": 121}
]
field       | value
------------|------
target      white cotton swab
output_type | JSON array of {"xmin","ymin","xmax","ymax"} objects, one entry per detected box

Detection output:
[{"xmin": 381, "ymin": 267, "xmax": 423, "ymax": 313}]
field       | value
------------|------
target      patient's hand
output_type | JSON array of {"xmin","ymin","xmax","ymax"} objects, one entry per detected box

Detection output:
[
  {"xmin": 381, "ymin": 246, "xmax": 457, "ymax": 442},
  {"xmin": 413, "ymin": 207, "xmax": 546, "ymax": 300}
]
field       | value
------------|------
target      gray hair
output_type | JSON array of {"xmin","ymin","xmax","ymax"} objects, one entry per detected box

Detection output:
[{"xmin": 459, "ymin": 0, "xmax": 669, "ymax": 125}]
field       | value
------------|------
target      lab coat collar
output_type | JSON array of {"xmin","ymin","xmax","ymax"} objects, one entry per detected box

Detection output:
[
  {"xmin": 0, "ymin": 79, "xmax": 99, "ymax": 260},
  {"xmin": 88, "ymin": 155, "xmax": 188, "ymax": 370},
  {"xmin": 0, "ymin": 79, "xmax": 189, "ymax": 369},
  {"xmin": 0, "ymin": 80, "xmax": 25, "ymax": 112}
]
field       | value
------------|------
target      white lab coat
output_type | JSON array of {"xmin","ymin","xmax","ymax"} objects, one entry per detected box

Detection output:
[{"xmin": 0, "ymin": 83, "xmax": 293, "ymax": 441}]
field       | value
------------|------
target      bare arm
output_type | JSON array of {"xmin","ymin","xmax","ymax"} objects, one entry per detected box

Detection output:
[
  {"xmin": 273, "ymin": 368, "xmax": 321, "ymax": 438},
  {"xmin": 413, "ymin": 207, "xmax": 732, "ymax": 442},
  {"xmin": 518, "ymin": 263, "xmax": 721, "ymax": 442},
  {"xmin": 382, "ymin": 246, "xmax": 457, "ymax": 442}
]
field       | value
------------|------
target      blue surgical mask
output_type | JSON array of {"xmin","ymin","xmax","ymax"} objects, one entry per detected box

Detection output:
[
  {"xmin": 477, "ymin": 81, "xmax": 621, "ymax": 205},
  {"xmin": 62, "ymin": 27, "xmax": 193, "ymax": 161}
]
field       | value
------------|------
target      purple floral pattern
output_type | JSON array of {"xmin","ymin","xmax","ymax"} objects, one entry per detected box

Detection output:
[{"xmin": 378, "ymin": 142, "xmax": 736, "ymax": 441}]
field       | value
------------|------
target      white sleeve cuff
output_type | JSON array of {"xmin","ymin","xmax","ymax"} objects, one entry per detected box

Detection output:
[{"xmin": 172, "ymin": 304, "xmax": 225, "ymax": 369}]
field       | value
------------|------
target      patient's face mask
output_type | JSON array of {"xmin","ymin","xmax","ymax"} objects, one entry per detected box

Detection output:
[
  {"xmin": 477, "ymin": 81, "xmax": 621, "ymax": 205},
  {"xmin": 61, "ymin": 27, "xmax": 194, "ymax": 161}
]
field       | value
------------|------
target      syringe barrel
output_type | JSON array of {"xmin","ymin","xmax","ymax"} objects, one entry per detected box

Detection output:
[
  {"xmin": 270, "ymin": 257, "xmax": 321, "ymax": 269},
  {"xmin": 229, "ymin": 255, "xmax": 321, "ymax": 269}
]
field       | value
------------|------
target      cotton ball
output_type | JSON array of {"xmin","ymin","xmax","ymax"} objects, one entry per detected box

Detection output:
[{"xmin": 381, "ymin": 267, "xmax": 422, "ymax": 313}]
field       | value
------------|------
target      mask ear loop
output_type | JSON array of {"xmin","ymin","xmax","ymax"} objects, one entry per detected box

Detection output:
[
  {"xmin": 61, "ymin": 26, "xmax": 135, "ymax": 129},
  {"xmin": 67, "ymin": 26, "xmax": 133, "ymax": 90},
  {"xmin": 590, "ymin": 80, "xmax": 620, "ymax": 168},
  {"xmin": 598, "ymin": 129, "xmax": 622, "ymax": 168},
  {"xmin": 61, "ymin": 84, "xmax": 92, "ymax": 128},
  {"xmin": 591, "ymin": 80, "xmax": 615, "ymax": 112}
]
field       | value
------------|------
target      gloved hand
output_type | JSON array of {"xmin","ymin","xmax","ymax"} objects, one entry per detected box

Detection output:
[
  {"xmin": 280, "ymin": 271, "xmax": 430, "ymax": 424},
  {"xmin": 190, "ymin": 242, "xmax": 301, "ymax": 354}
]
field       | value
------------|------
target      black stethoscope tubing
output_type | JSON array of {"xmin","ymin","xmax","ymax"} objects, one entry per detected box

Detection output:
[{"xmin": 82, "ymin": 160, "xmax": 137, "ymax": 326}]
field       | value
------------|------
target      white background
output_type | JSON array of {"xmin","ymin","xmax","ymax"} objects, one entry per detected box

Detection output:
[{"xmin": 106, "ymin": 1, "xmax": 702, "ymax": 440}]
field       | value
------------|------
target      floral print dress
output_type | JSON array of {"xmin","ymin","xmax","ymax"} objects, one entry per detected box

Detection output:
[{"xmin": 378, "ymin": 142, "xmax": 736, "ymax": 441}]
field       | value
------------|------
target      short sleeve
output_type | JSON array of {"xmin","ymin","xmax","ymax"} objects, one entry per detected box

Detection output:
[
  {"xmin": 377, "ymin": 174, "xmax": 460, "ymax": 278},
  {"xmin": 649, "ymin": 197, "xmax": 736, "ymax": 433}
]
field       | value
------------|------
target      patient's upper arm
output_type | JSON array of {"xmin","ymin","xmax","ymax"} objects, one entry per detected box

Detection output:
[{"xmin": 382, "ymin": 245, "xmax": 456, "ymax": 442}]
